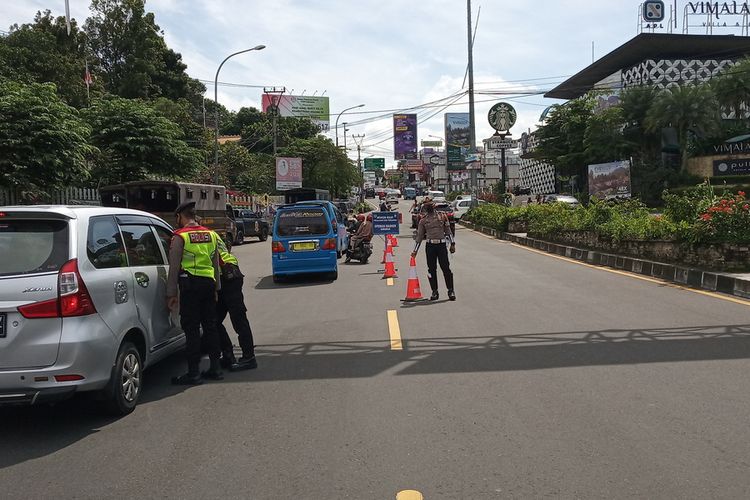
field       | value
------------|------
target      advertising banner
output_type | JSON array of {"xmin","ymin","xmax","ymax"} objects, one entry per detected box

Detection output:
[
  {"xmin": 445, "ymin": 113, "xmax": 470, "ymax": 171},
  {"xmin": 276, "ymin": 157, "xmax": 303, "ymax": 190},
  {"xmin": 393, "ymin": 114, "xmax": 418, "ymax": 160},
  {"xmin": 588, "ymin": 160, "xmax": 632, "ymax": 199},
  {"xmin": 714, "ymin": 158, "xmax": 750, "ymax": 176},
  {"xmin": 262, "ymin": 94, "xmax": 330, "ymax": 132},
  {"xmin": 371, "ymin": 211, "xmax": 400, "ymax": 236}
]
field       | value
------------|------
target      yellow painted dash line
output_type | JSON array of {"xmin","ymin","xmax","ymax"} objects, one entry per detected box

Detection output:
[
  {"xmin": 508, "ymin": 242, "xmax": 750, "ymax": 307},
  {"xmin": 387, "ymin": 310, "xmax": 403, "ymax": 350},
  {"xmin": 386, "ymin": 278, "xmax": 394, "ymax": 286},
  {"xmin": 396, "ymin": 491, "xmax": 424, "ymax": 500}
]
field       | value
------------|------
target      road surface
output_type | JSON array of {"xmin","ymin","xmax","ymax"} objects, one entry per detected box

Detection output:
[{"xmin": 2, "ymin": 203, "xmax": 749, "ymax": 499}]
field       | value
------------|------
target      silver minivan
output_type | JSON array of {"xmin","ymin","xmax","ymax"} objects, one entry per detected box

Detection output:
[{"xmin": 0, "ymin": 206, "xmax": 184, "ymax": 415}]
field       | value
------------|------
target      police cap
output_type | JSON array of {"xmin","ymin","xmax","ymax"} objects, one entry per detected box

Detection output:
[{"xmin": 175, "ymin": 200, "xmax": 196, "ymax": 215}]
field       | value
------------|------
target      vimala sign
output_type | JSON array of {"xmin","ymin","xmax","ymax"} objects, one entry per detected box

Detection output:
[{"xmin": 687, "ymin": 2, "xmax": 750, "ymax": 18}]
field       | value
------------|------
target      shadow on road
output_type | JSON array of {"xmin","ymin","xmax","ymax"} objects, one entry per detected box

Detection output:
[
  {"xmin": 254, "ymin": 275, "xmax": 335, "ymax": 290},
  {"xmin": 2, "ymin": 323, "xmax": 749, "ymax": 468}
]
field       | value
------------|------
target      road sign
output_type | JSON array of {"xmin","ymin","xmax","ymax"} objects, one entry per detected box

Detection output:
[
  {"xmin": 488, "ymin": 102, "xmax": 517, "ymax": 133},
  {"xmin": 421, "ymin": 140, "xmax": 443, "ymax": 147},
  {"xmin": 486, "ymin": 136, "xmax": 518, "ymax": 150},
  {"xmin": 371, "ymin": 211, "xmax": 400, "ymax": 235},
  {"xmin": 364, "ymin": 158, "xmax": 385, "ymax": 171},
  {"xmin": 643, "ymin": 0, "xmax": 665, "ymax": 22},
  {"xmin": 429, "ymin": 154, "xmax": 441, "ymax": 165}
]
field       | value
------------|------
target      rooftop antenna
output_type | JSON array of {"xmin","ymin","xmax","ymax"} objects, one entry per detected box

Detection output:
[
  {"xmin": 300, "ymin": 90, "xmax": 307, "ymax": 96},
  {"xmin": 321, "ymin": 90, "xmax": 327, "ymax": 96}
]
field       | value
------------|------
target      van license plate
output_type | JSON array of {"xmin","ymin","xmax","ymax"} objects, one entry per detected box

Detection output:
[
  {"xmin": 292, "ymin": 242, "xmax": 316, "ymax": 251},
  {"xmin": 0, "ymin": 313, "xmax": 6, "ymax": 338}
]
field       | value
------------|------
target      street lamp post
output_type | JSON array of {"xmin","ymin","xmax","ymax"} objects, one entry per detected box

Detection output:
[
  {"xmin": 213, "ymin": 45, "xmax": 266, "ymax": 185},
  {"xmin": 335, "ymin": 104, "xmax": 364, "ymax": 147}
]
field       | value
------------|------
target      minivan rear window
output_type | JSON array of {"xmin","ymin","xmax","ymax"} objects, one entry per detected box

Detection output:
[
  {"xmin": 276, "ymin": 209, "xmax": 329, "ymax": 237},
  {"xmin": 0, "ymin": 220, "xmax": 69, "ymax": 276}
]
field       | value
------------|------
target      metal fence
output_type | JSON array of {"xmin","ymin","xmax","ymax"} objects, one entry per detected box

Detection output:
[{"xmin": 0, "ymin": 187, "xmax": 101, "ymax": 206}]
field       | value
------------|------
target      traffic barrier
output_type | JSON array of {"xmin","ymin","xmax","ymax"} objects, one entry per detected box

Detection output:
[
  {"xmin": 382, "ymin": 244, "xmax": 398, "ymax": 279},
  {"xmin": 403, "ymin": 256, "xmax": 424, "ymax": 301}
]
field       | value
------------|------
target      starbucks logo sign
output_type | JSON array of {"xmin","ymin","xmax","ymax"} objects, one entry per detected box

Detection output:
[{"xmin": 488, "ymin": 102, "xmax": 517, "ymax": 133}]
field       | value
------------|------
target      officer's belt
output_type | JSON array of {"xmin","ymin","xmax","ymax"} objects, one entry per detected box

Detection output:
[{"xmin": 426, "ymin": 239, "xmax": 446, "ymax": 244}]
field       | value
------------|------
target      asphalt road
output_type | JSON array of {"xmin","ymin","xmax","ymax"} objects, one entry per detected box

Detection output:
[{"xmin": 2, "ymin": 202, "xmax": 750, "ymax": 499}]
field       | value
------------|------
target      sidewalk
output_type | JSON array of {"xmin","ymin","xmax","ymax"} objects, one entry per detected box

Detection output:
[{"xmin": 461, "ymin": 223, "xmax": 750, "ymax": 300}]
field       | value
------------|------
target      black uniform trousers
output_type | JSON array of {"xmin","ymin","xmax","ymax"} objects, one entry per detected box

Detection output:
[
  {"xmin": 425, "ymin": 242, "xmax": 454, "ymax": 292},
  {"xmin": 179, "ymin": 275, "xmax": 221, "ymax": 375},
  {"xmin": 217, "ymin": 273, "xmax": 256, "ymax": 358}
]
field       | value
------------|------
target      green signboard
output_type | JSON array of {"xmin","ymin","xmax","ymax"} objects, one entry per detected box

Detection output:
[{"xmin": 364, "ymin": 157, "xmax": 385, "ymax": 171}]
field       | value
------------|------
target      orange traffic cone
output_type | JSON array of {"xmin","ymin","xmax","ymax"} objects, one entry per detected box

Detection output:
[
  {"xmin": 390, "ymin": 233, "xmax": 399, "ymax": 248},
  {"xmin": 382, "ymin": 245, "xmax": 398, "ymax": 279},
  {"xmin": 403, "ymin": 256, "xmax": 424, "ymax": 301},
  {"xmin": 381, "ymin": 237, "xmax": 395, "ymax": 263}
]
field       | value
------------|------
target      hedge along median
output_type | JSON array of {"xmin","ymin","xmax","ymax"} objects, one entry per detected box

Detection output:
[{"xmin": 464, "ymin": 184, "xmax": 750, "ymax": 272}]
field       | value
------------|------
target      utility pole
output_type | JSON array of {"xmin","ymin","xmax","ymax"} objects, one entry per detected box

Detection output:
[
  {"xmin": 466, "ymin": 0, "xmax": 477, "ymax": 191},
  {"xmin": 263, "ymin": 86, "xmax": 286, "ymax": 156},
  {"xmin": 353, "ymin": 134, "xmax": 366, "ymax": 203}
]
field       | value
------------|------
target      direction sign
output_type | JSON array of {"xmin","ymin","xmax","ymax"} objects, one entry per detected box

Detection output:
[
  {"xmin": 488, "ymin": 102, "xmax": 517, "ymax": 132},
  {"xmin": 486, "ymin": 136, "xmax": 518, "ymax": 150},
  {"xmin": 371, "ymin": 211, "xmax": 400, "ymax": 235},
  {"xmin": 364, "ymin": 157, "xmax": 385, "ymax": 171}
]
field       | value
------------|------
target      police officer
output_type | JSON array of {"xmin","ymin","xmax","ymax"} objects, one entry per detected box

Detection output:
[
  {"xmin": 167, "ymin": 201, "xmax": 223, "ymax": 385},
  {"xmin": 214, "ymin": 236, "xmax": 258, "ymax": 371},
  {"xmin": 411, "ymin": 196, "xmax": 456, "ymax": 301}
]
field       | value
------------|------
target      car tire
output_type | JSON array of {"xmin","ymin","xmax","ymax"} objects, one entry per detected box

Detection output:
[
  {"xmin": 101, "ymin": 341, "xmax": 142, "ymax": 416},
  {"xmin": 235, "ymin": 230, "xmax": 244, "ymax": 246},
  {"xmin": 259, "ymin": 227, "xmax": 269, "ymax": 242},
  {"xmin": 327, "ymin": 270, "xmax": 338, "ymax": 281},
  {"xmin": 272, "ymin": 274, "xmax": 283, "ymax": 284}
]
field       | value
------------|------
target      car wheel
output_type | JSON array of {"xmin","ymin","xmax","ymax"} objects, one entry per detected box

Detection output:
[
  {"xmin": 235, "ymin": 230, "xmax": 244, "ymax": 246},
  {"xmin": 259, "ymin": 227, "xmax": 269, "ymax": 242},
  {"xmin": 327, "ymin": 270, "xmax": 338, "ymax": 281},
  {"xmin": 101, "ymin": 341, "xmax": 142, "ymax": 416},
  {"xmin": 272, "ymin": 274, "xmax": 283, "ymax": 284}
]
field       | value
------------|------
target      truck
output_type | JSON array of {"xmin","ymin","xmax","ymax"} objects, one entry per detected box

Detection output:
[
  {"xmin": 99, "ymin": 181, "xmax": 238, "ymax": 249},
  {"xmin": 232, "ymin": 208, "xmax": 270, "ymax": 244}
]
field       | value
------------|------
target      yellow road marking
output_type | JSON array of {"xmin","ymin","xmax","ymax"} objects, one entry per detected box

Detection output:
[
  {"xmin": 396, "ymin": 490, "xmax": 424, "ymax": 500},
  {"xmin": 387, "ymin": 310, "xmax": 403, "ymax": 350},
  {"xmin": 508, "ymin": 242, "xmax": 750, "ymax": 307},
  {"xmin": 387, "ymin": 278, "xmax": 394, "ymax": 286}
]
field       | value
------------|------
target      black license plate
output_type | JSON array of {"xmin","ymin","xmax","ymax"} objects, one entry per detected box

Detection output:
[{"xmin": 0, "ymin": 313, "xmax": 5, "ymax": 338}]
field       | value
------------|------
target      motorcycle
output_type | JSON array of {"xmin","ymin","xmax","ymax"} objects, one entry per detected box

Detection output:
[{"xmin": 345, "ymin": 235, "xmax": 373, "ymax": 264}]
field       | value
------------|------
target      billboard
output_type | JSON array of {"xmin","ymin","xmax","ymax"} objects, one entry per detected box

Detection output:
[
  {"xmin": 276, "ymin": 157, "xmax": 303, "ymax": 190},
  {"xmin": 262, "ymin": 95, "xmax": 330, "ymax": 132},
  {"xmin": 588, "ymin": 160, "xmax": 632, "ymax": 199},
  {"xmin": 393, "ymin": 114, "xmax": 418, "ymax": 160},
  {"xmin": 445, "ymin": 113, "xmax": 470, "ymax": 171}
]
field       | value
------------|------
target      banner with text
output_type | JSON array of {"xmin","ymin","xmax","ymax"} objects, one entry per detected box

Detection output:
[
  {"xmin": 276, "ymin": 157, "xmax": 303, "ymax": 190},
  {"xmin": 262, "ymin": 94, "xmax": 330, "ymax": 132},
  {"xmin": 371, "ymin": 211, "xmax": 400, "ymax": 235},
  {"xmin": 588, "ymin": 160, "xmax": 632, "ymax": 200},
  {"xmin": 445, "ymin": 113, "xmax": 470, "ymax": 171},
  {"xmin": 393, "ymin": 114, "xmax": 418, "ymax": 160}
]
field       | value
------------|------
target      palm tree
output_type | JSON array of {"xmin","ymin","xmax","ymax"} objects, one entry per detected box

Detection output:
[
  {"xmin": 645, "ymin": 84, "xmax": 721, "ymax": 172},
  {"xmin": 712, "ymin": 58, "xmax": 750, "ymax": 119}
]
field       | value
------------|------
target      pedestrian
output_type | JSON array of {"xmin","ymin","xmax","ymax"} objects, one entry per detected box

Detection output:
[
  {"xmin": 536, "ymin": 193, "xmax": 542, "ymax": 204},
  {"xmin": 380, "ymin": 199, "xmax": 388, "ymax": 211},
  {"xmin": 214, "ymin": 236, "xmax": 258, "ymax": 371},
  {"xmin": 411, "ymin": 196, "xmax": 456, "ymax": 301},
  {"xmin": 167, "ymin": 201, "xmax": 224, "ymax": 385}
]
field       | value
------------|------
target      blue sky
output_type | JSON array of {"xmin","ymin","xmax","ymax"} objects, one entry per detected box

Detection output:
[{"xmin": 4, "ymin": 1, "xmax": 647, "ymax": 164}]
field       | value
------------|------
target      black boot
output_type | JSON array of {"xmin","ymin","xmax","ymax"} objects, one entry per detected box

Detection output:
[
  {"xmin": 231, "ymin": 354, "xmax": 258, "ymax": 371},
  {"xmin": 201, "ymin": 358, "xmax": 224, "ymax": 381},
  {"xmin": 220, "ymin": 351, "xmax": 236, "ymax": 370},
  {"xmin": 172, "ymin": 372, "xmax": 203, "ymax": 386},
  {"xmin": 448, "ymin": 289, "xmax": 456, "ymax": 301},
  {"xmin": 430, "ymin": 290, "xmax": 439, "ymax": 301}
]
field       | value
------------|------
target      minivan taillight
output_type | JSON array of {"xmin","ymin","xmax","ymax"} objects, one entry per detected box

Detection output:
[
  {"xmin": 18, "ymin": 259, "xmax": 97, "ymax": 319},
  {"xmin": 322, "ymin": 238, "xmax": 337, "ymax": 250},
  {"xmin": 272, "ymin": 241, "xmax": 286, "ymax": 253}
]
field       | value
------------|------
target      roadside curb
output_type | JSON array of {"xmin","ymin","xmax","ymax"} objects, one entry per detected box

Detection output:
[{"xmin": 459, "ymin": 221, "xmax": 750, "ymax": 301}]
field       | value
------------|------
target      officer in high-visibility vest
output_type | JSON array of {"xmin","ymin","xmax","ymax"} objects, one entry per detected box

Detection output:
[
  {"xmin": 214, "ymin": 235, "xmax": 258, "ymax": 371},
  {"xmin": 167, "ymin": 201, "xmax": 223, "ymax": 385}
]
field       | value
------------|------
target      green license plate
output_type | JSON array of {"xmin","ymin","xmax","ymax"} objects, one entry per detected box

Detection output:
[{"xmin": 292, "ymin": 242, "xmax": 316, "ymax": 251}]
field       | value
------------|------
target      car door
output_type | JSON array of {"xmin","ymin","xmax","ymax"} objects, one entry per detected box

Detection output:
[
  {"xmin": 117, "ymin": 218, "xmax": 177, "ymax": 352},
  {"xmin": 152, "ymin": 223, "xmax": 182, "ymax": 341}
]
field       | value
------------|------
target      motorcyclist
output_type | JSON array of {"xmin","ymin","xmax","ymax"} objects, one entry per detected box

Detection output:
[{"xmin": 346, "ymin": 213, "xmax": 373, "ymax": 263}]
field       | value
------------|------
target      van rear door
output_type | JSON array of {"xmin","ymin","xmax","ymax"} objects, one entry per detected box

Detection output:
[{"xmin": 0, "ymin": 217, "xmax": 69, "ymax": 369}]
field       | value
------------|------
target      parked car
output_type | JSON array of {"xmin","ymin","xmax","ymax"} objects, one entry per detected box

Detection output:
[
  {"xmin": 233, "ymin": 208, "xmax": 270, "ymax": 244},
  {"xmin": 0, "ymin": 206, "xmax": 185, "ymax": 415},
  {"xmin": 544, "ymin": 195, "xmax": 580, "ymax": 207},
  {"xmin": 271, "ymin": 203, "xmax": 340, "ymax": 282},
  {"xmin": 452, "ymin": 198, "xmax": 487, "ymax": 219}
]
